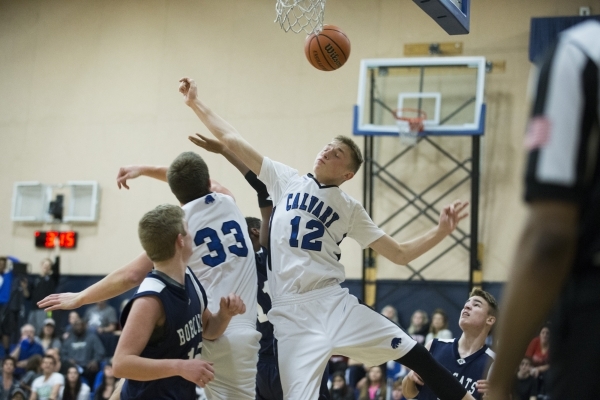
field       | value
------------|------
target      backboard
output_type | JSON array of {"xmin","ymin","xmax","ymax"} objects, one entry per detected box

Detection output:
[
  {"xmin": 413, "ymin": 0, "xmax": 470, "ymax": 35},
  {"xmin": 11, "ymin": 182, "xmax": 51, "ymax": 222},
  {"xmin": 353, "ymin": 56, "xmax": 486, "ymax": 137},
  {"xmin": 64, "ymin": 181, "xmax": 100, "ymax": 223},
  {"xmin": 11, "ymin": 181, "xmax": 100, "ymax": 223}
]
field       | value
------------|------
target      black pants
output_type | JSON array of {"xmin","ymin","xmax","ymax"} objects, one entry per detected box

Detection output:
[{"xmin": 548, "ymin": 271, "xmax": 600, "ymax": 399}]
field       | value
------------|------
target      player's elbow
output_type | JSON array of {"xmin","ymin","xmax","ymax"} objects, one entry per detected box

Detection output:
[
  {"xmin": 112, "ymin": 356, "xmax": 126, "ymax": 378},
  {"xmin": 371, "ymin": 236, "xmax": 411, "ymax": 265},
  {"xmin": 395, "ymin": 253, "xmax": 410, "ymax": 266},
  {"xmin": 392, "ymin": 245, "xmax": 410, "ymax": 265}
]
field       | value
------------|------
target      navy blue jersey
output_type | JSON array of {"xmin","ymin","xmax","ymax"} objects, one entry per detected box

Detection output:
[
  {"xmin": 417, "ymin": 339, "xmax": 495, "ymax": 400},
  {"xmin": 256, "ymin": 247, "xmax": 276, "ymax": 357},
  {"xmin": 120, "ymin": 267, "xmax": 208, "ymax": 400}
]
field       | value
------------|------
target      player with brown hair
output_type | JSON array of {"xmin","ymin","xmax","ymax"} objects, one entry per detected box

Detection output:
[{"xmin": 403, "ymin": 289, "xmax": 497, "ymax": 400}]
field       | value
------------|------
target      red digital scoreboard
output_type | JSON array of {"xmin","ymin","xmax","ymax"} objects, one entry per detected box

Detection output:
[{"xmin": 35, "ymin": 231, "xmax": 78, "ymax": 249}]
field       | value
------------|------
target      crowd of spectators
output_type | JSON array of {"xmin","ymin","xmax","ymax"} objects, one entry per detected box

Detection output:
[
  {"xmin": 324, "ymin": 305, "xmax": 551, "ymax": 400},
  {"xmin": 0, "ymin": 311, "xmax": 116, "ymax": 400},
  {"xmin": 0, "ymin": 256, "xmax": 118, "ymax": 400},
  {"xmin": 0, "ymin": 255, "xmax": 552, "ymax": 400}
]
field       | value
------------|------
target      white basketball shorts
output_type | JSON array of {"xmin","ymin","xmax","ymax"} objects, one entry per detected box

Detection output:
[
  {"xmin": 269, "ymin": 285, "xmax": 416, "ymax": 400},
  {"xmin": 202, "ymin": 322, "xmax": 261, "ymax": 400}
]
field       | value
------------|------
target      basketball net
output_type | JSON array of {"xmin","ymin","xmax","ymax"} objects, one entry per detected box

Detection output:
[
  {"xmin": 275, "ymin": 0, "xmax": 326, "ymax": 35},
  {"xmin": 395, "ymin": 108, "xmax": 426, "ymax": 147}
]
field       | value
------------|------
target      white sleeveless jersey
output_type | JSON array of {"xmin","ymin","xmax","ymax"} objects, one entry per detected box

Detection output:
[
  {"xmin": 182, "ymin": 193, "xmax": 257, "ymax": 326},
  {"xmin": 259, "ymin": 157, "xmax": 385, "ymax": 299}
]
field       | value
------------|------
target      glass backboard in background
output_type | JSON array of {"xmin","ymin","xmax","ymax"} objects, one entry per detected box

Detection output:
[{"xmin": 354, "ymin": 56, "xmax": 486, "ymax": 137}]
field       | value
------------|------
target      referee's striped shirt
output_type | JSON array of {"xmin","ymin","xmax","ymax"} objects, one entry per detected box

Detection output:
[{"xmin": 524, "ymin": 20, "xmax": 600, "ymax": 272}]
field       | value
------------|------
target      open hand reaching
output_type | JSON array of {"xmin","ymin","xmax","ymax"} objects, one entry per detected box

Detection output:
[
  {"xmin": 438, "ymin": 200, "xmax": 469, "ymax": 235},
  {"xmin": 189, "ymin": 133, "xmax": 226, "ymax": 155}
]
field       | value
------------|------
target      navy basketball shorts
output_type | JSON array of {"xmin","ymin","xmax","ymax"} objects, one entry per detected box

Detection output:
[{"xmin": 256, "ymin": 355, "xmax": 284, "ymax": 400}]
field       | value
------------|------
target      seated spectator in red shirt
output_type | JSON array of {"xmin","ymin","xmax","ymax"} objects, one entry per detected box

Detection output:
[{"xmin": 525, "ymin": 325, "xmax": 550, "ymax": 378}]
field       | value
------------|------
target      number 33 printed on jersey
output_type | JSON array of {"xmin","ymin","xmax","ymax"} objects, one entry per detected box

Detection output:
[{"xmin": 194, "ymin": 220, "xmax": 249, "ymax": 267}]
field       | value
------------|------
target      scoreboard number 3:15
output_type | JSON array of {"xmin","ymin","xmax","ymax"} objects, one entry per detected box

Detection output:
[{"xmin": 35, "ymin": 231, "xmax": 78, "ymax": 249}]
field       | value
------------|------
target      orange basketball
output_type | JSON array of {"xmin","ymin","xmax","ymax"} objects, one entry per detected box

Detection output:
[{"xmin": 304, "ymin": 25, "xmax": 351, "ymax": 71}]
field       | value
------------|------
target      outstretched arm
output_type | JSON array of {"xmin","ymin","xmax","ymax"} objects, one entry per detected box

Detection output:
[
  {"xmin": 116, "ymin": 162, "xmax": 232, "ymax": 198},
  {"xmin": 370, "ymin": 200, "xmax": 469, "ymax": 265},
  {"xmin": 117, "ymin": 165, "xmax": 168, "ymax": 189},
  {"xmin": 179, "ymin": 77, "xmax": 264, "ymax": 175},
  {"xmin": 37, "ymin": 253, "xmax": 152, "ymax": 311},
  {"xmin": 487, "ymin": 201, "xmax": 577, "ymax": 399}
]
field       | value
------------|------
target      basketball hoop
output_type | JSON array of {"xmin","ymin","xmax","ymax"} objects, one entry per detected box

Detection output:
[
  {"xmin": 275, "ymin": 0, "xmax": 326, "ymax": 35},
  {"xmin": 395, "ymin": 108, "xmax": 426, "ymax": 146}
]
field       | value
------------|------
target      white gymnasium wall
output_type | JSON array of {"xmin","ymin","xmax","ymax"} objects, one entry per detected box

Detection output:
[{"xmin": 0, "ymin": 0, "xmax": 581, "ymax": 279}]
